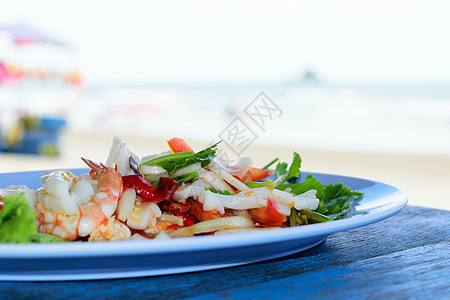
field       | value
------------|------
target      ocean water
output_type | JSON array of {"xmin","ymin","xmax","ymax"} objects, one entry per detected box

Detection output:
[{"xmin": 1, "ymin": 84, "xmax": 450, "ymax": 156}]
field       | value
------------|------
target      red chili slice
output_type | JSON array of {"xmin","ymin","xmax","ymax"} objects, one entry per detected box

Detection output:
[
  {"xmin": 122, "ymin": 175, "xmax": 178, "ymax": 203},
  {"xmin": 161, "ymin": 198, "xmax": 193, "ymax": 213},
  {"xmin": 159, "ymin": 201, "xmax": 197, "ymax": 226},
  {"xmin": 154, "ymin": 177, "xmax": 179, "ymax": 202}
]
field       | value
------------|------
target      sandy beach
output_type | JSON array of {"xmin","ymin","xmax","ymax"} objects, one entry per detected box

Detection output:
[{"xmin": 0, "ymin": 130, "xmax": 448, "ymax": 211}]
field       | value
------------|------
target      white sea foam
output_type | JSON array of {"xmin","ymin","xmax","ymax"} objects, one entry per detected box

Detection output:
[{"xmin": 1, "ymin": 84, "xmax": 449, "ymax": 156}]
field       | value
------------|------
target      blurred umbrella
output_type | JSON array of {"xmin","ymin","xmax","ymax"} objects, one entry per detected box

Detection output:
[{"xmin": 0, "ymin": 22, "xmax": 69, "ymax": 47}]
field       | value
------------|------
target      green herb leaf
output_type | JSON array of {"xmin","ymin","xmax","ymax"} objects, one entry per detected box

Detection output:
[
  {"xmin": 300, "ymin": 210, "xmax": 332, "ymax": 223},
  {"xmin": 142, "ymin": 151, "xmax": 194, "ymax": 172},
  {"xmin": 321, "ymin": 183, "xmax": 364, "ymax": 220},
  {"xmin": 244, "ymin": 178, "xmax": 277, "ymax": 190},
  {"xmin": 278, "ymin": 174, "xmax": 325, "ymax": 199},
  {"xmin": 289, "ymin": 208, "xmax": 298, "ymax": 227},
  {"xmin": 287, "ymin": 152, "xmax": 301, "ymax": 179},
  {"xmin": 244, "ymin": 181, "xmax": 266, "ymax": 188},
  {"xmin": 262, "ymin": 158, "xmax": 279, "ymax": 170},
  {"xmin": 173, "ymin": 171, "xmax": 199, "ymax": 184},
  {"xmin": 275, "ymin": 162, "xmax": 288, "ymax": 179},
  {"xmin": 206, "ymin": 188, "xmax": 233, "ymax": 195},
  {"xmin": 142, "ymin": 141, "xmax": 220, "ymax": 175}
]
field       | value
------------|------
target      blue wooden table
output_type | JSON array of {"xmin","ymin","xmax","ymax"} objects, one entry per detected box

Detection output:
[{"xmin": 1, "ymin": 206, "xmax": 448, "ymax": 299}]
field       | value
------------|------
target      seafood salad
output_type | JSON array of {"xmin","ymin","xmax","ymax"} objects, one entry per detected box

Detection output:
[{"xmin": 0, "ymin": 137, "xmax": 363, "ymax": 243}]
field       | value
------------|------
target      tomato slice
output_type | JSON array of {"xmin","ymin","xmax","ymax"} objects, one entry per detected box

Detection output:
[
  {"xmin": 189, "ymin": 201, "xmax": 224, "ymax": 222},
  {"xmin": 167, "ymin": 137, "xmax": 194, "ymax": 153},
  {"xmin": 250, "ymin": 197, "xmax": 287, "ymax": 226},
  {"xmin": 243, "ymin": 167, "xmax": 274, "ymax": 182}
]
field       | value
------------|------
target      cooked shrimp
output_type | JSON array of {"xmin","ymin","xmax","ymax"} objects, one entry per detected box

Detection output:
[
  {"xmin": 35, "ymin": 201, "xmax": 80, "ymax": 240},
  {"xmin": 78, "ymin": 158, "xmax": 123, "ymax": 236},
  {"xmin": 35, "ymin": 159, "xmax": 123, "ymax": 240},
  {"xmin": 35, "ymin": 170, "xmax": 82, "ymax": 240},
  {"xmin": 88, "ymin": 216, "xmax": 131, "ymax": 242}
]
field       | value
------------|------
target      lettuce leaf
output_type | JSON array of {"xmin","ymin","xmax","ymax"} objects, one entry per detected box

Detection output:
[
  {"xmin": 27, "ymin": 233, "xmax": 69, "ymax": 243},
  {"xmin": 0, "ymin": 194, "xmax": 38, "ymax": 243}
]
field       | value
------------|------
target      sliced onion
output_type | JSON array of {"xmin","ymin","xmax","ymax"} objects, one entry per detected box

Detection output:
[
  {"xmin": 140, "ymin": 165, "xmax": 169, "ymax": 183},
  {"xmin": 159, "ymin": 214, "xmax": 184, "ymax": 226},
  {"xmin": 170, "ymin": 162, "xmax": 202, "ymax": 178},
  {"xmin": 144, "ymin": 174, "xmax": 167, "ymax": 183},
  {"xmin": 167, "ymin": 216, "xmax": 254, "ymax": 237},
  {"xmin": 198, "ymin": 169, "xmax": 235, "ymax": 193},
  {"xmin": 116, "ymin": 189, "xmax": 136, "ymax": 221},
  {"xmin": 208, "ymin": 163, "xmax": 249, "ymax": 191},
  {"xmin": 232, "ymin": 209, "xmax": 252, "ymax": 219},
  {"xmin": 139, "ymin": 165, "xmax": 167, "ymax": 175}
]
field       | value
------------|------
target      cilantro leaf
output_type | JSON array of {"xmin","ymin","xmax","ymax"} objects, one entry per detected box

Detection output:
[
  {"xmin": 322, "ymin": 183, "xmax": 364, "ymax": 220},
  {"xmin": 287, "ymin": 152, "xmax": 301, "ymax": 179},
  {"xmin": 278, "ymin": 175, "xmax": 364, "ymax": 221},
  {"xmin": 275, "ymin": 162, "xmax": 288, "ymax": 179}
]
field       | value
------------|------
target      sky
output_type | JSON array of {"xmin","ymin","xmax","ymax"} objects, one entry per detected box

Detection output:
[{"xmin": 0, "ymin": 0, "xmax": 450, "ymax": 86}]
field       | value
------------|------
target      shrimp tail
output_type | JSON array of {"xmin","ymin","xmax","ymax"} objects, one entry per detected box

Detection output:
[
  {"xmin": 82, "ymin": 157, "xmax": 109, "ymax": 179},
  {"xmin": 81, "ymin": 157, "xmax": 101, "ymax": 170}
]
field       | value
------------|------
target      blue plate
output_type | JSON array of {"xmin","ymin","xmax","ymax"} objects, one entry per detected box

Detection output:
[{"xmin": 0, "ymin": 169, "xmax": 407, "ymax": 281}]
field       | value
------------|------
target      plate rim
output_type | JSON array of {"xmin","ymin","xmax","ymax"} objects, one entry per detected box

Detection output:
[{"xmin": 0, "ymin": 169, "xmax": 408, "ymax": 259}]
